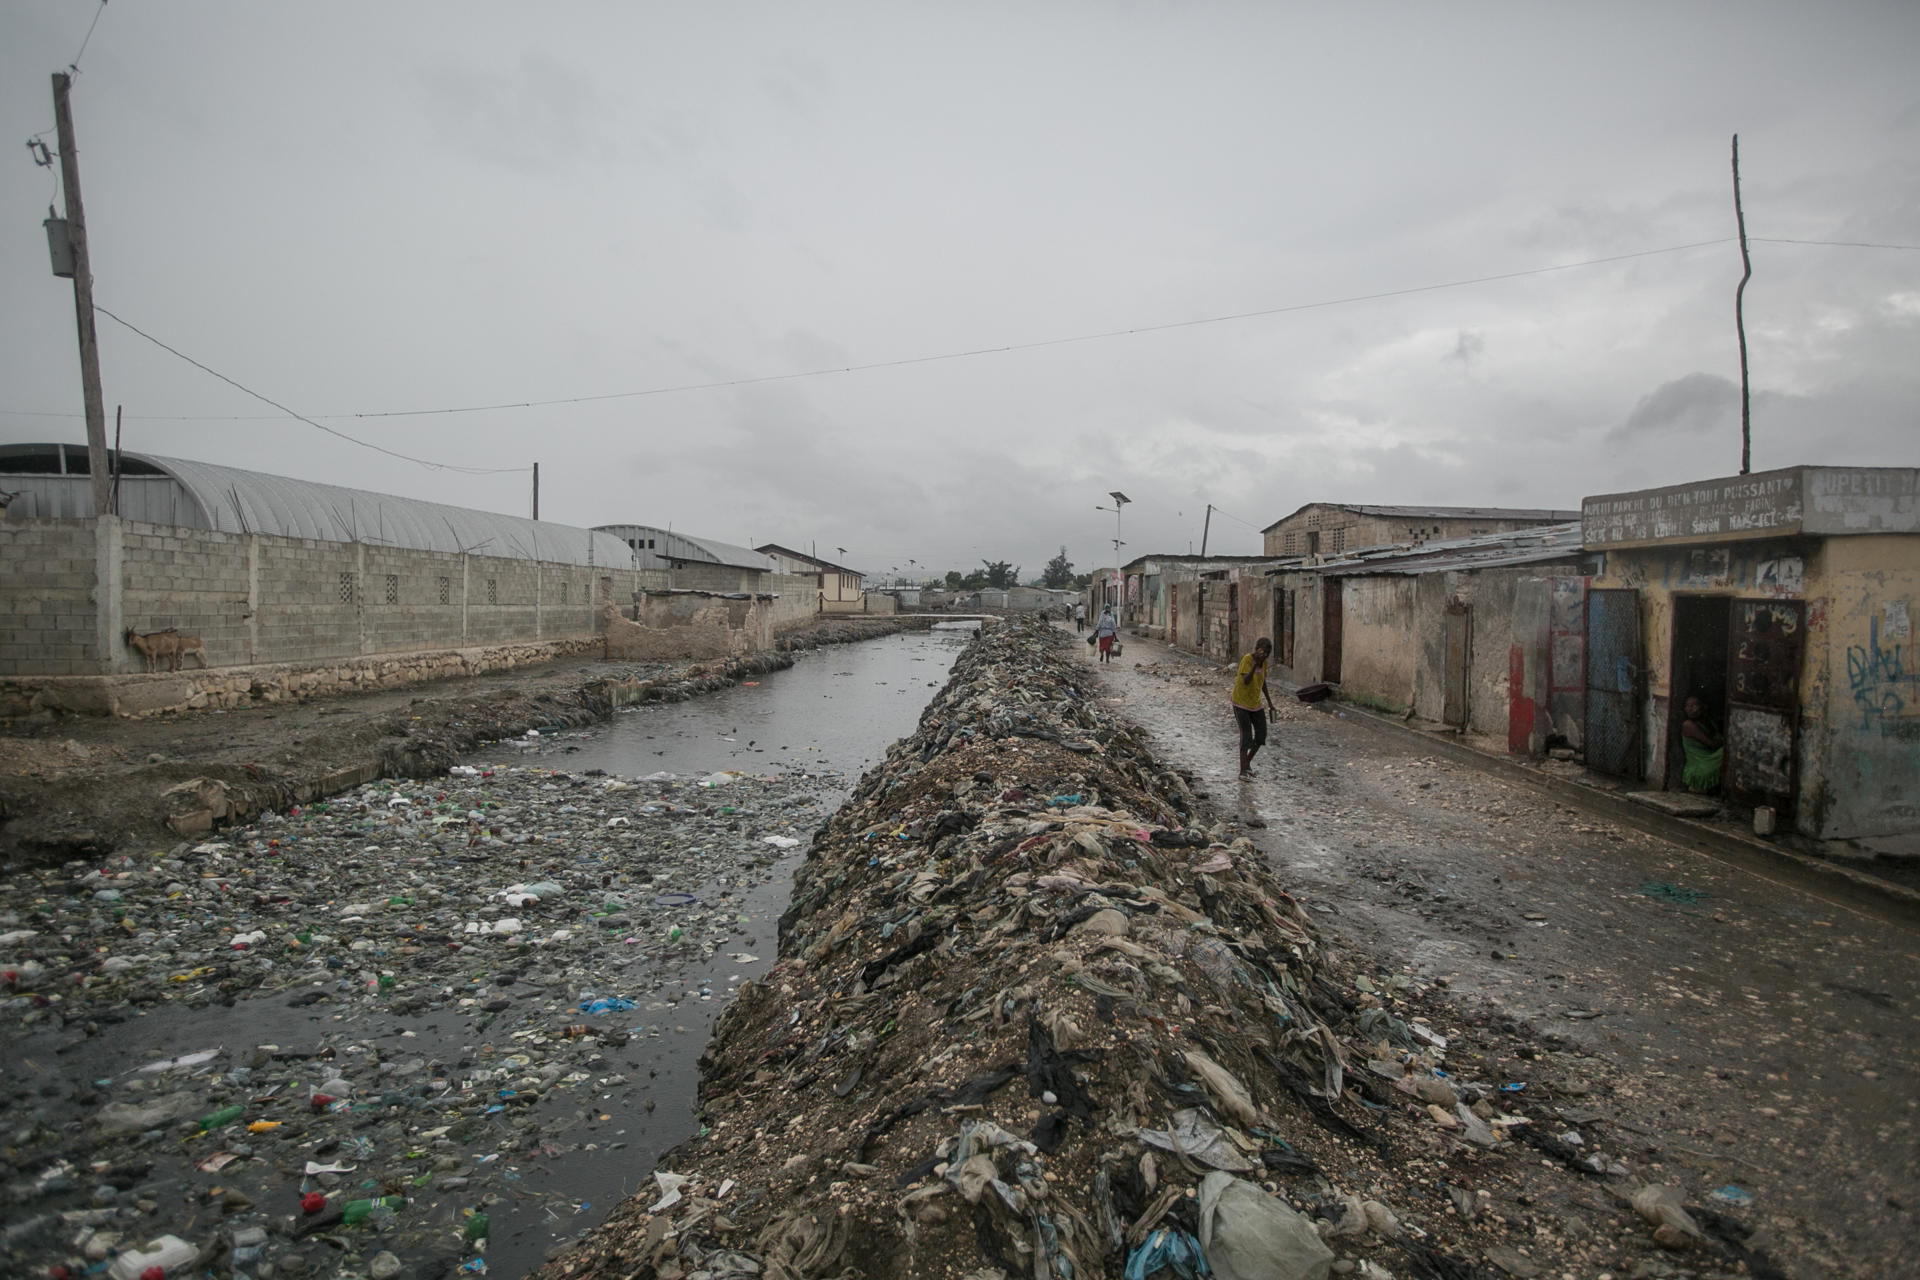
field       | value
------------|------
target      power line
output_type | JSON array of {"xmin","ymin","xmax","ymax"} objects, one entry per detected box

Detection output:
[
  {"xmin": 11, "ymin": 237, "xmax": 1735, "ymax": 426},
  {"xmin": 334, "ymin": 237, "xmax": 1739, "ymax": 420},
  {"xmin": 92, "ymin": 306, "xmax": 527, "ymax": 476},
  {"xmin": 1206, "ymin": 505, "xmax": 1267, "ymax": 534},
  {"xmin": 1749, "ymin": 236, "xmax": 1920, "ymax": 251},
  {"xmin": 69, "ymin": 1, "xmax": 108, "ymax": 72}
]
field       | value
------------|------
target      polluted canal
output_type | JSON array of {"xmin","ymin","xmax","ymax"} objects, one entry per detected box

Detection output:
[{"xmin": 0, "ymin": 625, "xmax": 976, "ymax": 1280}]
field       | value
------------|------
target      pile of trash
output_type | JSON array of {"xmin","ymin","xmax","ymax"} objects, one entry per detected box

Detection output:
[
  {"xmin": 0, "ymin": 762, "xmax": 836, "ymax": 1279},
  {"xmin": 535, "ymin": 618, "xmax": 1773, "ymax": 1280}
]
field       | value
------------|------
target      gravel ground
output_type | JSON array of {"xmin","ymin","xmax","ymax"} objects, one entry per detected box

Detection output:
[{"xmin": 1093, "ymin": 628, "xmax": 1919, "ymax": 1280}]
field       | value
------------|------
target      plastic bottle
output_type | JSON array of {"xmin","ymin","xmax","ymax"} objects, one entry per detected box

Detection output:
[
  {"xmin": 342, "ymin": 1194, "xmax": 404, "ymax": 1226},
  {"xmin": 465, "ymin": 1211, "xmax": 489, "ymax": 1242},
  {"xmin": 198, "ymin": 1104, "xmax": 244, "ymax": 1131}
]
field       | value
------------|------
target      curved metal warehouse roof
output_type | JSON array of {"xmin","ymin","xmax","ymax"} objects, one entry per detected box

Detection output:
[{"xmin": 0, "ymin": 443, "xmax": 637, "ymax": 569}]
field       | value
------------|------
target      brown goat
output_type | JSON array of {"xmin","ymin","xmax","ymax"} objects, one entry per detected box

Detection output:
[{"xmin": 124, "ymin": 628, "xmax": 207, "ymax": 673}]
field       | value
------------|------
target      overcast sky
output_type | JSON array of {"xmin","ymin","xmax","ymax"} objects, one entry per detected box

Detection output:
[{"xmin": 5, "ymin": 2, "xmax": 1916, "ymax": 579}]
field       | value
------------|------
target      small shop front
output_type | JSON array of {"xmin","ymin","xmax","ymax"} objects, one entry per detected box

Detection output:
[{"xmin": 1581, "ymin": 466, "xmax": 1919, "ymax": 839}]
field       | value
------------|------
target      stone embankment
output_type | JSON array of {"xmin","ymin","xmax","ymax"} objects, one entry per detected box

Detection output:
[{"xmin": 534, "ymin": 618, "xmax": 1777, "ymax": 1280}]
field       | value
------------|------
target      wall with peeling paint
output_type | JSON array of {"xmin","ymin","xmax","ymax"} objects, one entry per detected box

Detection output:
[
  {"xmin": 1589, "ymin": 532, "xmax": 1919, "ymax": 839},
  {"xmin": 1336, "ymin": 577, "xmax": 1419, "ymax": 712},
  {"xmin": 1808, "ymin": 535, "xmax": 1920, "ymax": 839}
]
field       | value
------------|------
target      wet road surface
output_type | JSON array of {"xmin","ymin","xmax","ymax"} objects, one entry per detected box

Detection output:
[{"xmin": 1083, "ymin": 626, "xmax": 1920, "ymax": 1280}]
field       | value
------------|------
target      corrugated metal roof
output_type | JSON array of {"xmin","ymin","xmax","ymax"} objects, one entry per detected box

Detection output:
[
  {"xmin": 594, "ymin": 525, "xmax": 772, "ymax": 572},
  {"xmin": 1261, "ymin": 501, "xmax": 1579, "ymax": 531},
  {"xmin": 755, "ymin": 544, "xmax": 865, "ymax": 577},
  {"xmin": 1281, "ymin": 522, "xmax": 1590, "ymax": 576},
  {"xmin": 0, "ymin": 444, "xmax": 637, "ymax": 568}
]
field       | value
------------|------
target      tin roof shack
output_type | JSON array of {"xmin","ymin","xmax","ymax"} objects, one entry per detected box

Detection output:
[
  {"xmin": 1006, "ymin": 585, "xmax": 1071, "ymax": 612},
  {"xmin": 1262, "ymin": 502, "xmax": 1577, "ymax": 560},
  {"xmin": 1120, "ymin": 555, "xmax": 1276, "ymax": 639},
  {"xmin": 593, "ymin": 525, "xmax": 773, "ymax": 593},
  {"xmin": 755, "ymin": 545, "xmax": 868, "ymax": 613},
  {"xmin": 1581, "ymin": 465, "xmax": 1920, "ymax": 840},
  {"xmin": 1260, "ymin": 525, "xmax": 1592, "ymax": 750}
]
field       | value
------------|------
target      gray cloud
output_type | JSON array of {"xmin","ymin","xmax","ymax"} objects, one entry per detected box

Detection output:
[
  {"xmin": 1614, "ymin": 372, "xmax": 1742, "ymax": 440},
  {"xmin": 3, "ymin": 2, "xmax": 1917, "ymax": 580}
]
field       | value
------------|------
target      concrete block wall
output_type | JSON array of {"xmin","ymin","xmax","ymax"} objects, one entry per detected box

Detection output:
[
  {"xmin": 0, "ymin": 518, "xmax": 98, "ymax": 675},
  {"xmin": 256, "ymin": 536, "xmax": 363, "ymax": 665},
  {"xmin": 357, "ymin": 544, "xmax": 456, "ymax": 654},
  {"xmin": 0, "ymin": 516, "xmax": 785, "ymax": 680},
  {"xmin": 121, "ymin": 523, "xmax": 251, "ymax": 668},
  {"xmin": 766, "ymin": 574, "xmax": 823, "ymax": 631}
]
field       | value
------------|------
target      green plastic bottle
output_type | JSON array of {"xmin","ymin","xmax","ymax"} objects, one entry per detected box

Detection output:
[
  {"xmin": 465, "ymin": 1211, "xmax": 489, "ymax": 1242},
  {"xmin": 343, "ymin": 1194, "xmax": 404, "ymax": 1225},
  {"xmin": 199, "ymin": 1104, "xmax": 244, "ymax": 1131}
]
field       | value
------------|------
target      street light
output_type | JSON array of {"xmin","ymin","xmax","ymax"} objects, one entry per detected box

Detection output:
[{"xmin": 1094, "ymin": 491, "xmax": 1131, "ymax": 610}]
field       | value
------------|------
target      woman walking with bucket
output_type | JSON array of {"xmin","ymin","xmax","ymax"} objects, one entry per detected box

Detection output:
[{"xmin": 1091, "ymin": 605, "xmax": 1119, "ymax": 663}]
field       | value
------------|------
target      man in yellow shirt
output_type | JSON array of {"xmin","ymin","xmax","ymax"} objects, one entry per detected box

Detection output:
[{"xmin": 1232, "ymin": 637, "xmax": 1278, "ymax": 777}]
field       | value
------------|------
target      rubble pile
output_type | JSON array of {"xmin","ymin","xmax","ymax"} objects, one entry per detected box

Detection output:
[
  {"xmin": 537, "ymin": 619, "xmax": 1772, "ymax": 1280},
  {"xmin": 0, "ymin": 759, "xmax": 838, "ymax": 1278}
]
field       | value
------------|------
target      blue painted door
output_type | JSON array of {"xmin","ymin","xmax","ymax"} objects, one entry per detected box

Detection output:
[{"xmin": 1583, "ymin": 588, "xmax": 1641, "ymax": 778}]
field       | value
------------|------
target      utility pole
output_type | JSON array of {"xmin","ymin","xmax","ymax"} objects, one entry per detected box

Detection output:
[
  {"xmin": 52, "ymin": 72, "xmax": 111, "ymax": 517},
  {"xmin": 1731, "ymin": 134, "xmax": 1753, "ymax": 476},
  {"xmin": 1200, "ymin": 504, "xmax": 1213, "ymax": 557},
  {"xmin": 531, "ymin": 462, "xmax": 540, "ymax": 519}
]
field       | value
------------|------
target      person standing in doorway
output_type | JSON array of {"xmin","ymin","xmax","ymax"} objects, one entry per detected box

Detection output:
[
  {"xmin": 1073, "ymin": 600, "xmax": 1087, "ymax": 632},
  {"xmin": 1093, "ymin": 605, "xmax": 1119, "ymax": 662},
  {"xmin": 1232, "ymin": 637, "xmax": 1279, "ymax": 777}
]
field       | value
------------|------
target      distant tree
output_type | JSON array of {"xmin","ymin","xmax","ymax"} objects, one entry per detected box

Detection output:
[
  {"xmin": 982, "ymin": 560, "xmax": 1019, "ymax": 589},
  {"xmin": 944, "ymin": 570, "xmax": 964, "ymax": 590},
  {"xmin": 1042, "ymin": 546, "xmax": 1075, "ymax": 588},
  {"xmin": 961, "ymin": 570, "xmax": 990, "ymax": 591},
  {"xmin": 1072, "ymin": 572, "xmax": 1093, "ymax": 590}
]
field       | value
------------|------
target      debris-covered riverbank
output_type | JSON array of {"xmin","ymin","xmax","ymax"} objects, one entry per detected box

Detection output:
[
  {"xmin": 0, "ymin": 618, "xmax": 924, "ymax": 866},
  {"xmin": 0, "ymin": 750, "xmax": 843, "ymax": 1279},
  {"xmin": 533, "ymin": 618, "xmax": 1781, "ymax": 1280}
]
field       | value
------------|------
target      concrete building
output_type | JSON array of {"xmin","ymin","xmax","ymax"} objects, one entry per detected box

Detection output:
[
  {"xmin": 1579, "ymin": 466, "xmax": 1919, "ymax": 840},
  {"xmin": 592, "ymin": 524, "xmax": 773, "ymax": 593},
  {"xmin": 1116, "ymin": 554, "xmax": 1280, "ymax": 639},
  {"xmin": 1262, "ymin": 503, "xmax": 1578, "ymax": 560},
  {"xmin": 756, "ymin": 545, "xmax": 869, "ymax": 613},
  {"xmin": 1258, "ymin": 524, "xmax": 1593, "ymax": 753},
  {"xmin": 0, "ymin": 444, "xmax": 826, "ymax": 714}
]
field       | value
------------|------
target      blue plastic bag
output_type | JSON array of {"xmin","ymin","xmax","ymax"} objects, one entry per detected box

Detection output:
[{"xmin": 1124, "ymin": 1227, "xmax": 1210, "ymax": 1280}]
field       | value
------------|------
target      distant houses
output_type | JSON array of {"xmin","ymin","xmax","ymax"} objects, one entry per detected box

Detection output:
[{"xmin": 1087, "ymin": 471, "xmax": 1920, "ymax": 844}]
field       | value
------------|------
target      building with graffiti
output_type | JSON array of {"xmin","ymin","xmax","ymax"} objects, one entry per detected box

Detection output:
[{"xmin": 1580, "ymin": 465, "xmax": 1919, "ymax": 840}]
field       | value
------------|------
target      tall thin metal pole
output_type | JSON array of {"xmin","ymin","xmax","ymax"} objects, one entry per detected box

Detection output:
[
  {"xmin": 52, "ymin": 72, "xmax": 111, "ymax": 516},
  {"xmin": 531, "ymin": 461, "xmax": 540, "ymax": 519},
  {"xmin": 111, "ymin": 403, "xmax": 122, "ymax": 514},
  {"xmin": 1200, "ymin": 504, "xmax": 1212, "ymax": 557},
  {"xmin": 1732, "ymin": 134, "xmax": 1753, "ymax": 475}
]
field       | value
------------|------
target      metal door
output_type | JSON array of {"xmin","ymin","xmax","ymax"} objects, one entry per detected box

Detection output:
[
  {"xmin": 1725, "ymin": 598, "xmax": 1803, "ymax": 816},
  {"xmin": 1583, "ymin": 588, "xmax": 1640, "ymax": 778},
  {"xmin": 1322, "ymin": 580, "xmax": 1344, "ymax": 684},
  {"xmin": 1227, "ymin": 583, "xmax": 1240, "ymax": 655},
  {"xmin": 1443, "ymin": 603, "xmax": 1471, "ymax": 728},
  {"xmin": 1278, "ymin": 589, "xmax": 1295, "ymax": 666}
]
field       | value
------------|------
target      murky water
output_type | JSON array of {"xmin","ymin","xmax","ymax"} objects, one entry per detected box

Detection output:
[
  {"xmin": 11, "ymin": 629, "xmax": 971, "ymax": 1280},
  {"xmin": 471, "ymin": 626, "xmax": 973, "ymax": 1272},
  {"xmin": 570, "ymin": 624, "xmax": 977, "ymax": 782}
]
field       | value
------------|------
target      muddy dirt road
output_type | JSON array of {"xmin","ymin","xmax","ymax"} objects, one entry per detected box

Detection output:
[{"xmin": 1086, "ymin": 628, "xmax": 1920, "ymax": 1280}]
